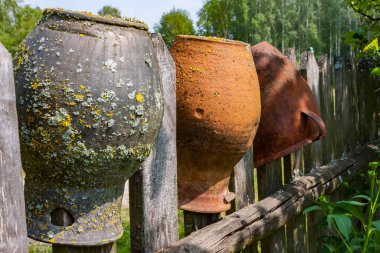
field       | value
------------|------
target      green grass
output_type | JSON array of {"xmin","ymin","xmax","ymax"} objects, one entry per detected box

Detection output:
[{"xmin": 28, "ymin": 208, "xmax": 185, "ymax": 253}]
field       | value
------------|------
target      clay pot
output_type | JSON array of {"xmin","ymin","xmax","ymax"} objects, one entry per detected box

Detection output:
[
  {"xmin": 170, "ymin": 35, "xmax": 261, "ymax": 213},
  {"xmin": 251, "ymin": 42, "xmax": 326, "ymax": 167},
  {"xmin": 14, "ymin": 9, "xmax": 163, "ymax": 245}
]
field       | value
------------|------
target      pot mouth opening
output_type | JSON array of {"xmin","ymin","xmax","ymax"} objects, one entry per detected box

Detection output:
[
  {"xmin": 175, "ymin": 35, "xmax": 250, "ymax": 46},
  {"xmin": 43, "ymin": 8, "xmax": 148, "ymax": 31}
]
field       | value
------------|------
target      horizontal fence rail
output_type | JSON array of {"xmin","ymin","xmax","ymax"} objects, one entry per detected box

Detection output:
[{"xmin": 160, "ymin": 144, "xmax": 379, "ymax": 252}]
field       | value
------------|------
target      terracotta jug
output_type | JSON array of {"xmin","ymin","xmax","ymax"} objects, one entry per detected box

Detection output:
[
  {"xmin": 14, "ymin": 9, "xmax": 163, "ymax": 245},
  {"xmin": 251, "ymin": 42, "xmax": 326, "ymax": 167},
  {"xmin": 170, "ymin": 35, "xmax": 261, "ymax": 213}
]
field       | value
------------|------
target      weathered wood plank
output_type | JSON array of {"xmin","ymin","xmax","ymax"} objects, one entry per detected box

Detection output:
[
  {"xmin": 129, "ymin": 33, "xmax": 178, "ymax": 253},
  {"xmin": 0, "ymin": 43, "xmax": 28, "ymax": 253},
  {"xmin": 229, "ymin": 147, "xmax": 254, "ymax": 212},
  {"xmin": 333, "ymin": 57, "xmax": 345, "ymax": 158},
  {"xmin": 284, "ymin": 150, "xmax": 307, "ymax": 253},
  {"xmin": 257, "ymin": 159, "xmax": 285, "ymax": 253},
  {"xmin": 302, "ymin": 51, "xmax": 324, "ymax": 253},
  {"xmin": 343, "ymin": 58, "xmax": 358, "ymax": 152},
  {"xmin": 183, "ymin": 212, "xmax": 221, "ymax": 237},
  {"xmin": 160, "ymin": 143, "xmax": 379, "ymax": 253},
  {"xmin": 318, "ymin": 55, "xmax": 334, "ymax": 164},
  {"xmin": 228, "ymin": 146, "xmax": 257, "ymax": 253},
  {"xmin": 301, "ymin": 51, "xmax": 323, "ymax": 171},
  {"xmin": 283, "ymin": 48, "xmax": 307, "ymax": 253}
]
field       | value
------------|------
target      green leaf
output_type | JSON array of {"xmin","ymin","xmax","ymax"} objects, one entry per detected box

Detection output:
[
  {"xmin": 363, "ymin": 38, "xmax": 378, "ymax": 54},
  {"xmin": 331, "ymin": 214, "xmax": 353, "ymax": 240},
  {"xmin": 372, "ymin": 220, "xmax": 380, "ymax": 231},
  {"xmin": 371, "ymin": 67, "xmax": 380, "ymax": 78},
  {"xmin": 352, "ymin": 195, "xmax": 371, "ymax": 202},
  {"xmin": 303, "ymin": 205, "xmax": 322, "ymax": 214},
  {"xmin": 327, "ymin": 214, "xmax": 333, "ymax": 228},
  {"xmin": 322, "ymin": 243, "xmax": 336, "ymax": 253},
  {"xmin": 333, "ymin": 202, "xmax": 366, "ymax": 224},
  {"xmin": 336, "ymin": 200, "xmax": 368, "ymax": 206}
]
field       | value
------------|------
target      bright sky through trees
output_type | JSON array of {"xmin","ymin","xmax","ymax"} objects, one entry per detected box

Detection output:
[{"xmin": 21, "ymin": 0, "xmax": 204, "ymax": 30}]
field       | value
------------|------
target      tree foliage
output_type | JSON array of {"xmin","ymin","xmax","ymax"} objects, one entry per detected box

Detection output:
[
  {"xmin": 0, "ymin": 0, "xmax": 42, "ymax": 55},
  {"xmin": 154, "ymin": 8, "xmax": 195, "ymax": 46},
  {"xmin": 98, "ymin": 5, "xmax": 121, "ymax": 18},
  {"xmin": 196, "ymin": 0, "xmax": 358, "ymax": 57}
]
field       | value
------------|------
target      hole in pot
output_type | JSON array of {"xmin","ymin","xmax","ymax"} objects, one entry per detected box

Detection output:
[
  {"xmin": 194, "ymin": 108, "xmax": 204, "ymax": 119},
  {"xmin": 50, "ymin": 207, "xmax": 74, "ymax": 227}
]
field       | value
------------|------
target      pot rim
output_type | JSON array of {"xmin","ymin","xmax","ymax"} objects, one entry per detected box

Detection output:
[
  {"xmin": 175, "ymin": 35, "xmax": 250, "ymax": 46},
  {"xmin": 43, "ymin": 8, "xmax": 148, "ymax": 31}
]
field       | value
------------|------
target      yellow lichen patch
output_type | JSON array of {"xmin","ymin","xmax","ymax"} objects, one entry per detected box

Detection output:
[
  {"xmin": 48, "ymin": 238, "xmax": 55, "ymax": 243},
  {"xmin": 189, "ymin": 66, "xmax": 201, "ymax": 72},
  {"xmin": 39, "ymin": 223, "xmax": 47, "ymax": 230},
  {"xmin": 79, "ymin": 85, "xmax": 86, "ymax": 89},
  {"xmin": 79, "ymin": 34, "xmax": 85, "ymax": 37},
  {"xmin": 75, "ymin": 94, "xmax": 85, "ymax": 101},
  {"xmin": 95, "ymin": 109, "xmax": 101, "ymax": 115},
  {"xmin": 136, "ymin": 93, "xmax": 145, "ymax": 103},
  {"xmin": 61, "ymin": 115, "xmax": 71, "ymax": 128},
  {"xmin": 106, "ymin": 113, "xmax": 114, "ymax": 117},
  {"xmin": 69, "ymin": 101, "xmax": 76, "ymax": 106},
  {"xmin": 31, "ymin": 83, "xmax": 39, "ymax": 89},
  {"xmin": 17, "ymin": 57, "xmax": 23, "ymax": 68}
]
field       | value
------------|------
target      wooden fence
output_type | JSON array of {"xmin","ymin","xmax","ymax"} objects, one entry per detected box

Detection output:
[
  {"xmin": 158, "ymin": 50, "xmax": 380, "ymax": 252},
  {"xmin": 0, "ymin": 38, "xmax": 379, "ymax": 253}
]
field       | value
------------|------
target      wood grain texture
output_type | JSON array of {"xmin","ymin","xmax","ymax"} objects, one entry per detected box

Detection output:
[
  {"xmin": 284, "ymin": 48, "xmax": 307, "ymax": 253},
  {"xmin": 129, "ymin": 33, "xmax": 178, "ymax": 253},
  {"xmin": 184, "ymin": 212, "xmax": 221, "ymax": 237},
  {"xmin": 160, "ymin": 144, "xmax": 379, "ymax": 253},
  {"xmin": 257, "ymin": 159, "xmax": 285, "ymax": 253},
  {"xmin": 318, "ymin": 55, "xmax": 334, "ymax": 164},
  {"xmin": 228, "ymin": 147, "xmax": 257, "ymax": 253},
  {"xmin": 229, "ymin": 146, "xmax": 254, "ymax": 211},
  {"xmin": 0, "ymin": 43, "xmax": 28, "ymax": 253},
  {"xmin": 301, "ymin": 51, "xmax": 324, "ymax": 253}
]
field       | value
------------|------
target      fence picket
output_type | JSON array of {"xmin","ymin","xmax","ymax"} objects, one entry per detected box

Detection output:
[
  {"xmin": 129, "ymin": 33, "xmax": 178, "ymax": 252},
  {"xmin": 257, "ymin": 159, "xmax": 285, "ymax": 253},
  {"xmin": 0, "ymin": 43, "xmax": 28, "ymax": 253},
  {"xmin": 283, "ymin": 48, "xmax": 307, "ymax": 253}
]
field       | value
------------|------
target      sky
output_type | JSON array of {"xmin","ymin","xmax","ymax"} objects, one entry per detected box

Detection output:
[{"xmin": 21, "ymin": 0, "xmax": 204, "ymax": 31}]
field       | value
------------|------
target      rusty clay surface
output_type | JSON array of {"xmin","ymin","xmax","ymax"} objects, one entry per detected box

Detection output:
[
  {"xmin": 251, "ymin": 41, "xmax": 326, "ymax": 168},
  {"xmin": 171, "ymin": 35, "xmax": 261, "ymax": 213},
  {"xmin": 14, "ymin": 9, "xmax": 163, "ymax": 246}
]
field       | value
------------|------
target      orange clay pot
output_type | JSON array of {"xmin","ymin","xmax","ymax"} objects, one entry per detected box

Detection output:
[{"xmin": 170, "ymin": 35, "xmax": 261, "ymax": 213}]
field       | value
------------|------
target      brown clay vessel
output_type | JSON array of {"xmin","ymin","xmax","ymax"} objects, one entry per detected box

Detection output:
[
  {"xmin": 170, "ymin": 35, "xmax": 261, "ymax": 213},
  {"xmin": 251, "ymin": 42, "xmax": 326, "ymax": 167}
]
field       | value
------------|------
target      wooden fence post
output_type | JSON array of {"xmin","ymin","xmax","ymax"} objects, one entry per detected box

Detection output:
[
  {"xmin": 284, "ymin": 48, "xmax": 308, "ymax": 253},
  {"xmin": 129, "ymin": 33, "xmax": 178, "ymax": 253},
  {"xmin": 300, "ymin": 51, "xmax": 324, "ymax": 253},
  {"xmin": 257, "ymin": 159, "xmax": 285, "ymax": 253},
  {"xmin": 318, "ymin": 55, "xmax": 334, "ymax": 164},
  {"xmin": 228, "ymin": 146, "xmax": 257, "ymax": 253},
  {"xmin": 0, "ymin": 43, "xmax": 28, "ymax": 253},
  {"xmin": 229, "ymin": 146, "xmax": 254, "ymax": 212}
]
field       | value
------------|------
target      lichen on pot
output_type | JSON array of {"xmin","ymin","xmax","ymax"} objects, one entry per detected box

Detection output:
[{"xmin": 14, "ymin": 8, "xmax": 163, "ymax": 246}]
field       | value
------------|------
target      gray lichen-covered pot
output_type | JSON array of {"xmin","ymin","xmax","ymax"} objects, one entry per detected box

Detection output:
[{"xmin": 14, "ymin": 9, "xmax": 163, "ymax": 245}]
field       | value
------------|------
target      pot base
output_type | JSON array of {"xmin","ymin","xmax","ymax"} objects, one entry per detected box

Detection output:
[{"xmin": 25, "ymin": 180, "xmax": 124, "ymax": 246}]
